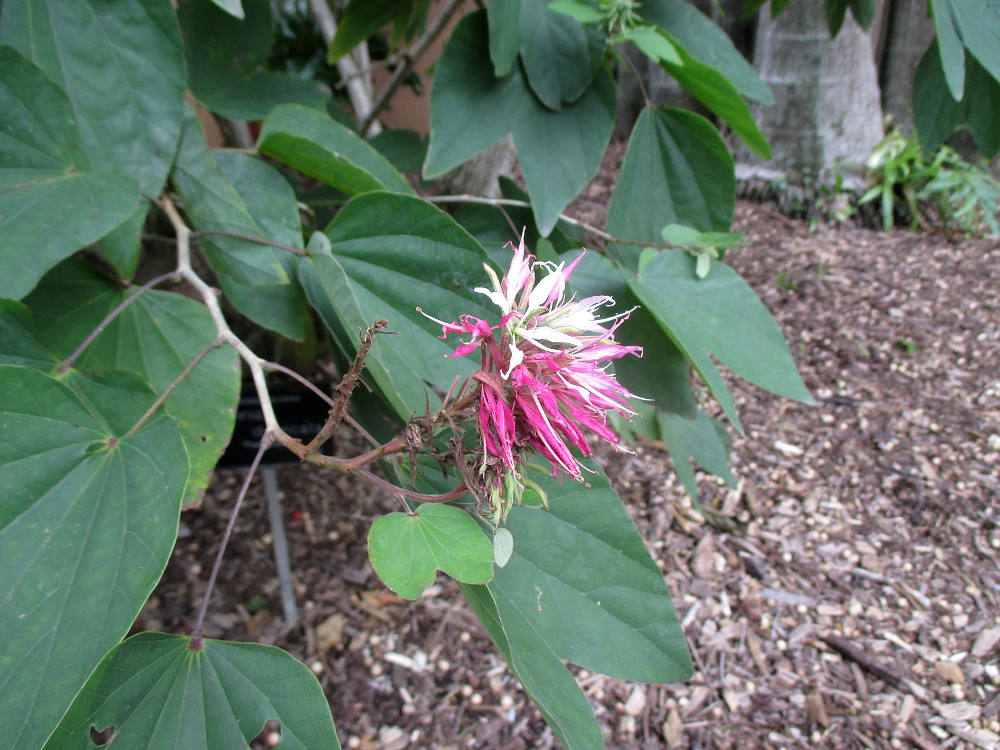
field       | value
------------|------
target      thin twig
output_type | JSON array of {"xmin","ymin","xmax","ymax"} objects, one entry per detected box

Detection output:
[
  {"xmin": 190, "ymin": 435, "xmax": 273, "ymax": 649},
  {"xmin": 161, "ymin": 197, "xmax": 287, "ymax": 444},
  {"xmin": 425, "ymin": 195, "xmax": 705, "ymax": 251},
  {"xmin": 57, "ymin": 270, "xmax": 180, "ymax": 374},
  {"xmin": 123, "ymin": 339, "xmax": 222, "ymax": 438},
  {"xmin": 359, "ymin": 0, "xmax": 467, "ymax": 137},
  {"xmin": 305, "ymin": 319, "xmax": 388, "ymax": 453},
  {"xmin": 261, "ymin": 360, "xmax": 381, "ymax": 448},
  {"xmin": 194, "ymin": 229, "xmax": 305, "ymax": 256},
  {"xmin": 262, "ymin": 361, "xmax": 336, "ymax": 408},
  {"xmin": 357, "ymin": 469, "xmax": 468, "ymax": 503}
]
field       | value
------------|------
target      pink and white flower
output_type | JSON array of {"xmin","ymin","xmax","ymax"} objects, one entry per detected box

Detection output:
[{"xmin": 427, "ymin": 233, "xmax": 642, "ymax": 519}]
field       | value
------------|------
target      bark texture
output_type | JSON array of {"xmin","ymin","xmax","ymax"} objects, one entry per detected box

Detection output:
[
  {"xmin": 735, "ymin": 0, "xmax": 883, "ymax": 189},
  {"xmin": 878, "ymin": 0, "xmax": 935, "ymax": 135}
]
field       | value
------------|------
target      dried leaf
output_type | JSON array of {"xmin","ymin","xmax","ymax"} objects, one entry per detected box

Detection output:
[
  {"xmin": 935, "ymin": 660, "xmax": 965, "ymax": 685},
  {"xmin": 316, "ymin": 613, "xmax": 347, "ymax": 652},
  {"xmin": 663, "ymin": 707, "xmax": 684, "ymax": 748}
]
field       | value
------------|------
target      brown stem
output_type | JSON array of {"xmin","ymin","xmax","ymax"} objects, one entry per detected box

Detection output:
[
  {"xmin": 359, "ymin": 0, "xmax": 467, "ymax": 137},
  {"xmin": 57, "ymin": 271, "xmax": 180, "ymax": 374},
  {"xmin": 193, "ymin": 230, "xmax": 305, "ymax": 256},
  {"xmin": 190, "ymin": 435, "xmax": 273, "ymax": 649},
  {"xmin": 357, "ymin": 469, "xmax": 468, "ymax": 503},
  {"xmin": 305, "ymin": 319, "xmax": 388, "ymax": 453},
  {"xmin": 123, "ymin": 340, "xmax": 221, "ymax": 438}
]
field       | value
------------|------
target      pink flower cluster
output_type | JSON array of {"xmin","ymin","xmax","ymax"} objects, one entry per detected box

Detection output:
[{"xmin": 428, "ymin": 234, "xmax": 642, "ymax": 515}]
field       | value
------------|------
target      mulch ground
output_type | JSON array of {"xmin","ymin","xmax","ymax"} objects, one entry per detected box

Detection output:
[{"xmin": 148, "ymin": 194, "xmax": 1000, "ymax": 749}]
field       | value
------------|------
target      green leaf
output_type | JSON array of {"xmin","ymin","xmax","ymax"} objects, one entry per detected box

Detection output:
[
  {"xmin": 45, "ymin": 633, "xmax": 340, "ymax": 750},
  {"xmin": 0, "ymin": 0, "xmax": 186, "ymax": 276},
  {"xmin": 428, "ymin": 11, "xmax": 614, "ymax": 231},
  {"xmin": 849, "ymin": 0, "xmax": 876, "ymax": 29},
  {"xmin": 0, "ymin": 301, "xmax": 58, "ymax": 369},
  {"xmin": 628, "ymin": 250, "xmax": 814, "ymax": 408},
  {"xmin": 369, "ymin": 504, "xmax": 494, "ymax": 599},
  {"xmin": 368, "ymin": 128, "xmax": 428, "ymax": 174},
  {"xmin": 301, "ymin": 192, "xmax": 495, "ymax": 417},
  {"xmin": 607, "ymin": 108, "xmax": 735, "ymax": 261},
  {"xmin": 488, "ymin": 461, "xmax": 693, "ymax": 682},
  {"xmin": 180, "ymin": 0, "xmax": 327, "ymax": 120},
  {"xmin": 659, "ymin": 408, "xmax": 735, "ymax": 502},
  {"xmin": 24, "ymin": 259, "xmax": 241, "ymax": 506},
  {"xmin": 461, "ymin": 583, "xmax": 605, "ymax": 750},
  {"xmin": 171, "ymin": 108, "xmax": 309, "ymax": 341},
  {"xmin": 487, "ymin": 0, "xmax": 522, "ymax": 77},
  {"xmin": 0, "ymin": 366, "xmax": 188, "ymax": 750},
  {"xmin": 570, "ymin": 250, "xmax": 696, "ymax": 416},
  {"xmin": 930, "ymin": 0, "xmax": 966, "ymax": 99},
  {"xmin": 0, "ymin": 169, "xmax": 140, "ymax": 300},
  {"xmin": 913, "ymin": 42, "xmax": 967, "ymax": 155},
  {"xmin": 260, "ymin": 104, "xmax": 412, "ymax": 195},
  {"xmin": 519, "ymin": 0, "xmax": 605, "ymax": 109},
  {"xmin": 640, "ymin": 0, "xmax": 773, "ymax": 105},
  {"xmin": 201, "ymin": 71, "xmax": 330, "ymax": 122},
  {"xmin": 944, "ymin": 0, "xmax": 1000, "ymax": 88},
  {"xmin": 493, "ymin": 527, "xmax": 515, "ymax": 566},
  {"xmin": 548, "ymin": 0, "xmax": 605, "ymax": 24},
  {"xmin": 824, "ymin": 0, "xmax": 849, "ymax": 35},
  {"xmin": 624, "ymin": 25, "xmax": 682, "ymax": 66},
  {"xmin": 426, "ymin": 11, "xmax": 529, "ymax": 177},
  {"xmin": 329, "ymin": 0, "xmax": 408, "ymax": 62},
  {"xmin": 0, "ymin": 46, "xmax": 141, "ymax": 298},
  {"xmin": 512, "ymin": 68, "xmax": 616, "ymax": 235},
  {"xmin": 966, "ymin": 57, "xmax": 1000, "ymax": 159},
  {"xmin": 658, "ymin": 34, "xmax": 770, "ymax": 158}
]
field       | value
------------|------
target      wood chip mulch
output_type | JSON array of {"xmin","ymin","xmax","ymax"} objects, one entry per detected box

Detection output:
[{"xmin": 148, "ymin": 198, "xmax": 1000, "ymax": 749}]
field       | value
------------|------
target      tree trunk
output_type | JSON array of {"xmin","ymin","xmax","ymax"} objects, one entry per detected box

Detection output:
[
  {"xmin": 878, "ymin": 0, "xmax": 935, "ymax": 135},
  {"xmin": 735, "ymin": 0, "xmax": 883, "ymax": 191}
]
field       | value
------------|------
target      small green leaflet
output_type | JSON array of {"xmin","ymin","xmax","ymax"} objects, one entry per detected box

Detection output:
[{"xmin": 369, "ymin": 503, "xmax": 494, "ymax": 599}]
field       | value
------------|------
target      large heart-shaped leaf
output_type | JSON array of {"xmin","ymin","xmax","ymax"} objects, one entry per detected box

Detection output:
[
  {"xmin": 23, "ymin": 260, "xmax": 241, "ymax": 506},
  {"xmin": 628, "ymin": 251, "xmax": 814, "ymax": 411},
  {"xmin": 936, "ymin": 0, "xmax": 1000, "ymax": 99},
  {"xmin": 0, "ymin": 46, "xmax": 140, "ymax": 298},
  {"xmin": 518, "ymin": 0, "xmax": 605, "ymax": 109},
  {"xmin": 462, "ymin": 584, "xmax": 604, "ymax": 750},
  {"xmin": 930, "ymin": 0, "xmax": 966, "ymax": 99},
  {"xmin": 0, "ymin": 366, "xmax": 188, "ymax": 750},
  {"xmin": 427, "ymin": 10, "xmax": 615, "ymax": 234},
  {"xmin": 45, "ymin": 633, "xmax": 340, "ymax": 750},
  {"xmin": 512, "ymin": 69, "xmax": 616, "ymax": 235},
  {"xmin": 487, "ymin": 462, "xmax": 693, "ymax": 683},
  {"xmin": 300, "ymin": 192, "xmax": 495, "ymax": 418},
  {"xmin": 171, "ymin": 109, "xmax": 308, "ymax": 341},
  {"xmin": 425, "ymin": 11, "xmax": 529, "ymax": 178},
  {"xmin": 486, "ymin": 0, "xmax": 521, "ymax": 76},
  {"xmin": 369, "ymin": 503, "xmax": 495, "ymax": 599},
  {"xmin": 607, "ymin": 108, "xmax": 735, "ymax": 261},
  {"xmin": 259, "ymin": 104, "xmax": 412, "ymax": 195},
  {"xmin": 0, "ymin": 0, "xmax": 186, "ymax": 277},
  {"xmin": 0, "ymin": 302, "xmax": 57, "ymax": 369},
  {"xmin": 913, "ymin": 42, "xmax": 967, "ymax": 156},
  {"xmin": 180, "ymin": 0, "xmax": 327, "ymax": 120}
]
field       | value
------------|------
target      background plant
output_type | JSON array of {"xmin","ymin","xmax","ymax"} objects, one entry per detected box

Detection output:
[
  {"xmin": 862, "ymin": 126, "xmax": 1000, "ymax": 234},
  {"xmin": 1, "ymin": 0, "xmax": 998, "ymax": 748}
]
